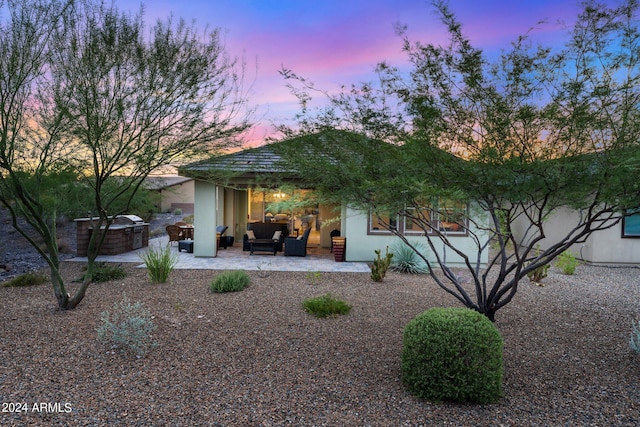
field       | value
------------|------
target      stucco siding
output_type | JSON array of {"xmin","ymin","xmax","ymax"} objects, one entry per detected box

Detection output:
[
  {"xmin": 193, "ymin": 181, "xmax": 217, "ymax": 257},
  {"xmin": 161, "ymin": 180, "xmax": 194, "ymax": 213},
  {"xmin": 511, "ymin": 206, "xmax": 640, "ymax": 264},
  {"xmin": 343, "ymin": 207, "xmax": 488, "ymax": 267}
]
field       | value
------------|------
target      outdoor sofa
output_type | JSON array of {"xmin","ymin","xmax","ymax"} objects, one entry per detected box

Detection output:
[{"xmin": 242, "ymin": 222, "xmax": 289, "ymax": 252}]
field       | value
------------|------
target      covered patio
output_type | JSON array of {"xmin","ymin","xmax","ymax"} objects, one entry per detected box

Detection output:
[
  {"xmin": 179, "ymin": 139, "xmax": 344, "ymax": 260},
  {"xmin": 70, "ymin": 235, "xmax": 370, "ymax": 273}
]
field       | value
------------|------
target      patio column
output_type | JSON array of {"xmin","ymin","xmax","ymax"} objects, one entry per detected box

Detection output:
[{"xmin": 193, "ymin": 180, "xmax": 217, "ymax": 257}]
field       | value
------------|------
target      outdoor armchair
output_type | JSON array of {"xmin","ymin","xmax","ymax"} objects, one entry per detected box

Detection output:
[
  {"xmin": 166, "ymin": 224, "xmax": 184, "ymax": 245},
  {"xmin": 284, "ymin": 227, "xmax": 311, "ymax": 257},
  {"xmin": 217, "ymin": 225, "xmax": 229, "ymax": 249}
]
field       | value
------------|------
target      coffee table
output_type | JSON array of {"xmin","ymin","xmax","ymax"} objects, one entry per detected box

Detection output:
[{"xmin": 249, "ymin": 239, "xmax": 278, "ymax": 255}]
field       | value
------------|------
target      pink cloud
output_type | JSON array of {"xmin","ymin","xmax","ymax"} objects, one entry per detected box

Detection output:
[{"xmin": 121, "ymin": 0, "xmax": 589, "ymax": 145}]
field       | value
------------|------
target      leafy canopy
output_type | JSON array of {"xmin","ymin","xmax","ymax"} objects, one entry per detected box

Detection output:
[{"xmin": 276, "ymin": 0, "xmax": 640, "ymax": 321}]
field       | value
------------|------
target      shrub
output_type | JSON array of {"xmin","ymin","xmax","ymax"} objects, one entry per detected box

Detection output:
[
  {"xmin": 140, "ymin": 246, "xmax": 178, "ymax": 283},
  {"xmin": 182, "ymin": 214, "xmax": 194, "ymax": 224},
  {"xmin": 97, "ymin": 296, "xmax": 157, "ymax": 357},
  {"xmin": 527, "ymin": 246, "xmax": 549, "ymax": 285},
  {"xmin": 173, "ymin": 208, "xmax": 182, "ymax": 215},
  {"xmin": 390, "ymin": 239, "xmax": 429, "ymax": 274},
  {"xmin": 3, "ymin": 271, "xmax": 48, "ymax": 287},
  {"xmin": 209, "ymin": 270, "xmax": 251, "ymax": 293},
  {"xmin": 303, "ymin": 293, "xmax": 352, "ymax": 318},
  {"xmin": 90, "ymin": 263, "xmax": 127, "ymax": 283},
  {"xmin": 305, "ymin": 270, "xmax": 322, "ymax": 285},
  {"xmin": 555, "ymin": 250, "xmax": 580, "ymax": 275},
  {"xmin": 256, "ymin": 262, "xmax": 271, "ymax": 278},
  {"xmin": 527, "ymin": 263, "xmax": 549, "ymax": 285},
  {"xmin": 371, "ymin": 247, "xmax": 393, "ymax": 282},
  {"xmin": 401, "ymin": 307, "xmax": 503, "ymax": 404},
  {"xmin": 631, "ymin": 320, "xmax": 640, "ymax": 354},
  {"xmin": 56, "ymin": 236, "xmax": 74, "ymax": 254}
]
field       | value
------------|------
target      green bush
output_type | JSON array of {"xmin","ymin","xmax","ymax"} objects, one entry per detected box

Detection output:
[
  {"xmin": 140, "ymin": 246, "xmax": 178, "ymax": 283},
  {"xmin": 371, "ymin": 247, "xmax": 393, "ymax": 282},
  {"xmin": 390, "ymin": 239, "xmax": 429, "ymax": 274},
  {"xmin": 209, "ymin": 270, "xmax": 251, "ymax": 293},
  {"xmin": 631, "ymin": 319, "xmax": 640, "ymax": 353},
  {"xmin": 90, "ymin": 263, "xmax": 127, "ymax": 283},
  {"xmin": 303, "ymin": 293, "xmax": 351, "ymax": 318},
  {"xmin": 401, "ymin": 307, "xmax": 503, "ymax": 404},
  {"xmin": 97, "ymin": 296, "xmax": 157, "ymax": 357},
  {"xmin": 3, "ymin": 271, "xmax": 48, "ymax": 287},
  {"xmin": 555, "ymin": 251, "xmax": 579, "ymax": 275}
]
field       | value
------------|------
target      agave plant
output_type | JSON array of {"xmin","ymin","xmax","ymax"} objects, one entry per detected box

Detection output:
[{"xmin": 390, "ymin": 239, "xmax": 429, "ymax": 274}]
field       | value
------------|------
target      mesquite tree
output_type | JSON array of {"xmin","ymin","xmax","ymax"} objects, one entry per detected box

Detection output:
[
  {"xmin": 277, "ymin": 0, "xmax": 640, "ymax": 321},
  {"xmin": 0, "ymin": 0, "xmax": 251, "ymax": 309}
]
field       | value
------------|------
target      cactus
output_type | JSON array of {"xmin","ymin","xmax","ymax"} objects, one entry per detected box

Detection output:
[{"xmin": 371, "ymin": 247, "xmax": 393, "ymax": 282}]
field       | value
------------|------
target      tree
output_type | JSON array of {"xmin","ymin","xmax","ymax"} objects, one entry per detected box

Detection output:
[
  {"xmin": 277, "ymin": 0, "xmax": 640, "ymax": 321},
  {"xmin": 0, "ymin": 0, "xmax": 251, "ymax": 309}
]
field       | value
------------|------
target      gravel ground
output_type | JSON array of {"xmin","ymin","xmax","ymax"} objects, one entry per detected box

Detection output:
[{"xmin": 0, "ymin": 260, "xmax": 639, "ymax": 426}]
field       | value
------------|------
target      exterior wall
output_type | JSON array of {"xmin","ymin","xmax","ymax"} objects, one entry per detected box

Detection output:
[
  {"xmin": 512, "ymin": 206, "xmax": 640, "ymax": 264},
  {"xmin": 343, "ymin": 206, "xmax": 489, "ymax": 267},
  {"xmin": 161, "ymin": 180, "xmax": 194, "ymax": 213},
  {"xmin": 193, "ymin": 181, "xmax": 218, "ymax": 257}
]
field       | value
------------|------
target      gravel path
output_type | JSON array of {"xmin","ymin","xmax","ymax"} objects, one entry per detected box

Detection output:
[{"xmin": 0, "ymin": 261, "xmax": 639, "ymax": 426}]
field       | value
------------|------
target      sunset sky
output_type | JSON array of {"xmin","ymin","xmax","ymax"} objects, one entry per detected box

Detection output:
[{"xmin": 121, "ymin": 0, "xmax": 583, "ymax": 144}]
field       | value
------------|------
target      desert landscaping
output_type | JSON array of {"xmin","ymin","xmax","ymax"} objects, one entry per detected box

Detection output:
[{"xmin": 0, "ymin": 259, "xmax": 638, "ymax": 426}]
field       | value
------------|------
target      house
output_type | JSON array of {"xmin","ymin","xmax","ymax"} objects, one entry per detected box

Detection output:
[
  {"xmin": 144, "ymin": 175, "xmax": 194, "ymax": 214},
  {"xmin": 178, "ymin": 134, "xmax": 489, "ymax": 265},
  {"xmin": 512, "ymin": 207, "xmax": 640, "ymax": 265}
]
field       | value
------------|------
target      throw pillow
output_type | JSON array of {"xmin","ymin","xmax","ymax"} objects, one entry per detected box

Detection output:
[
  {"xmin": 272, "ymin": 230, "xmax": 282, "ymax": 241},
  {"xmin": 247, "ymin": 230, "xmax": 256, "ymax": 240},
  {"xmin": 296, "ymin": 235, "xmax": 304, "ymax": 240}
]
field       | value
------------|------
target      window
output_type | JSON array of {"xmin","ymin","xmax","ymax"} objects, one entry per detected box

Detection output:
[
  {"xmin": 368, "ymin": 200, "xmax": 468, "ymax": 236},
  {"xmin": 404, "ymin": 207, "xmax": 433, "ymax": 235},
  {"xmin": 622, "ymin": 209, "xmax": 640, "ymax": 238},
  {"xmin": 437, "ymin": 201, "xmax": 467, "ymax": 234},
  {"xmin": 369, "ymin": 211, "xmax": 398, "ymax": 233}
]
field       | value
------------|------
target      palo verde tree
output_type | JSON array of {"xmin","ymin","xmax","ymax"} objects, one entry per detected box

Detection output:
[
  {"xmin": 276, "ymin": 0, "xmax": 640, "ymax": 321},
  {"xmin": 0, "ymin": 0, "xmax": 251, "ymax": 309}
]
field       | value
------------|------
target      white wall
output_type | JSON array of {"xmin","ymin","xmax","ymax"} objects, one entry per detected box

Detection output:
[{"xmin": 511, "ymin": 206, "xmax": 640, "ymax": 264}]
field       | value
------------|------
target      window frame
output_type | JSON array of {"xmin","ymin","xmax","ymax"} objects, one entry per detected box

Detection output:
[
  {"xmin": 403, "ymin": 206, "xmax": 435, "ymax": 236},
  {"xmin": 368, "ymin": 210, "xmax": 399, "ymax": 235},
  {"xmin": 435, "ymin": 201, "xmax": 469, "ymax": 236},
  {"xmin": 367, "ymin": 201, "xmax": 469, "ymax": 237},
  {"xmin": 622, "ymin": 209, "xmax": 640, "ymax": 238}
]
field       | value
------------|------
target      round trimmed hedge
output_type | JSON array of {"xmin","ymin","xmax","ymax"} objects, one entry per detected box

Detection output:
[{"xmin": 401, "ymin": 307, "xmax": 503, "ymax": 404}]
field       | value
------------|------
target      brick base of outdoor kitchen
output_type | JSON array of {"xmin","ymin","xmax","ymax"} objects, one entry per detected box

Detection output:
[{"xmin": 75, "ymin": 216, "xmax": 150, "ymax": 256}]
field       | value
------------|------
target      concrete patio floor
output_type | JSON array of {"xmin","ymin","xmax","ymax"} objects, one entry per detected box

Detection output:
[{"xmin": 70, "ymin": 236, "xmax": 371, "ymax": 273}]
